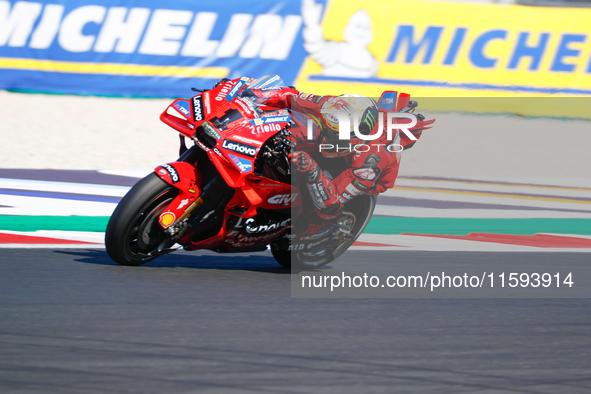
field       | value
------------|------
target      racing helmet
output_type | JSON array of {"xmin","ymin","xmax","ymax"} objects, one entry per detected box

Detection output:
[{"xmin": 318, "ymin": 94, "xmax": 380, "ymax": 158}]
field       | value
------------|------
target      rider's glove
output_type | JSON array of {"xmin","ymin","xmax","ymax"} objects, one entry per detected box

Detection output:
[
  {"xmin": 290, "ymin": 151, "xmax": 320, "ymax": 183},
  {"xmin": 290, "ymin": 151, "xmax": 343, "ymax": 219}
]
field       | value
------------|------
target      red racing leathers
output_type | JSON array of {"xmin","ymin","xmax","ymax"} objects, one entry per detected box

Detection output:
[{"xmin": 249, "ymin": 87, "xmax": 401, "ymax": 221}]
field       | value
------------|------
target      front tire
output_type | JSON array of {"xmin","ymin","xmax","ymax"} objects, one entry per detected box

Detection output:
[
  {"xmin": 270, "ymin": 229, "xmax": 291, "ymax": 269},
  {"xmin": 105, "ymin": 173, "xmax": 178, "ymax": 266}
]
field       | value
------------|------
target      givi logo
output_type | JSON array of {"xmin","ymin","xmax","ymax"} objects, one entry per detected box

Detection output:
[{"xmin": 267, "ymin": 193, "xmax": 298, "ymax": 205}]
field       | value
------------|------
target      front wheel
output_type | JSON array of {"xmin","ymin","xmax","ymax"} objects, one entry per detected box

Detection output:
[{"xmin": 105, "ymin": 173, "xmax": 178, "ymax": 266}]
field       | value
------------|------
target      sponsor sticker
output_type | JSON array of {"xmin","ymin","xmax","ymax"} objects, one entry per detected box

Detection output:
[
  {"xmin": 159, "ymin": 211, "xmax": 176, "ymax": 228},
  {"xmin": 202, "ymin": 122, "xmax": 221, "ymax": 140},
  {"xmin": 248, "ymin": 115, "xmax": 290, "ymax": 134},
  {"xmin": 261, "ymin": 109, "xmax": 290, "ymax": 118},
  {"xmin": 212, "ymin": 147, "xmax": 231, "ymax": 163},
  {"xmin": 173, "ymin": 101, "xmax": 190, "ymax": 117},
  {"xmin": 192, "ymin": 96, "xmax": 204, "ymax": 121},
  {"xmin": 231, "ymin": 134, "xmax": 262, "ymax": 146},
  {"xmin": 228, "ymin": 154, "xmax": 252, "ymax": 172},
  {"xmin": 234, "ymin": 99, "xmax": 253, "ymax": 116},
  {"xmin": 212, "ymin": 147, "xmax": 224, "ymax": 158},
  {"xmin": 352, "ymin": 179, "xmax": 369, "ymax": 191},
  {"xmin": 340, "ymin": 191, "xmax": 353, "ymax": 201},
  {"xmin": 188, "ymin": 181, "xmax": 197, "ymax": 194},
  {"xmin": 177, "ymin": 199, "xmax": 190, "ymax": 210},
  {"xmin": 353, "ymin": 167, "xmax": 377, "ymax": 181},
  {"xmin": 345, "ymin": 183, "xmax": 363, "ymax": 196},
  {"xmin": 317, "ymin": 181, "xmax": 329, "ymax": 201},
  {"xmin": 379, "ymin": 93, "xmax": 397, "ymax": 111},
  {"xmin": 249, "ymin": 115, "xmax": 290, "ymax": 125},
  {"xmin": 161, "ymin": 164, "xmax": 179, "ymax": 183},
  {"xmin": 215, "ymin": 81, "xmax": 235, "ymax": 102},
  {"xmin": 245, "ymin": 218, "xmax": 291, "ymax": 234},
  {"xmin": 267, "ymin": 193, "xmax": 298, "ymax": 205},
  {"xmin": 203, "ymin": 92, "xmax": 211, "ymax": 113},
  {"xmin": 249, "ymin": 122, "xmax": 283, "ymax": 135},
  {"xmin": 225, "ymin": 77, "xmax": 249, "ymax": 102},
  {"xmin": 222, "ymin": 139, "xmax": 257, "ymax": 157},
  {"xmin": 260, "ymin": 86, "xmax": 282, "ymax": 91},
  {"xmin": 223, "ymin": 231, "xmax": 283, "ymax": 248},
  {"xmin": 300, "ymin": 92, "xmax": 321, "ymax": 103},
  {"xmin": 308, "ymin": 183, "xmax": 325, "ymax": 208}
]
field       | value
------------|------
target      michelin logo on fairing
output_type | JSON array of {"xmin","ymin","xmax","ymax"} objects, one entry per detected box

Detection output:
[{"xmin": 222, "ymin": 139, "xmax": 257, "ymax": 157}]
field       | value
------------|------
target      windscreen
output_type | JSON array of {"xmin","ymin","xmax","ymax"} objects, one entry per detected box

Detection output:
[
  {"xmin": 244, "ymin": 74, "xmax": 285, "ymax": 91},
  {"xmin": 237, "ymin": 75, "xmax": 286, "ymax": 107}
]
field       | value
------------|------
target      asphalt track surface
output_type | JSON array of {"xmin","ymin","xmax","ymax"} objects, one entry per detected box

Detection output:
[{"xmin": 1, "ymin": 249, "xmax": 590, "ymax": 393}]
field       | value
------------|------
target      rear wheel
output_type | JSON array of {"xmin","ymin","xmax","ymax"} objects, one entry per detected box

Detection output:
[
  {"xmin": 271, "ymin": 194, "xmax": 377, "ymax": 270},
  {"xmin": 105, "ymin": 173, "xmax": 178, "ymax": 266}
]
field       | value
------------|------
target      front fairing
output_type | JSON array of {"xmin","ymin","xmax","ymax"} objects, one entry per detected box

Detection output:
[{"xmin": 158, "ymin": 77, "xmax": 296, "ymax": 249}]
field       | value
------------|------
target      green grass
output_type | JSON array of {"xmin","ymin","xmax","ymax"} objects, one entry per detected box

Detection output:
[
  {"xmin": 364, "ymin": 217, "xmax": 591, "ymax": 236},
  {"xmin": 0, "ymin": 216, "xmax": 109, "ymax": 232},
  {"xmin": 1, "ymin": 216, "xmax": 590, "ymax": 236}
]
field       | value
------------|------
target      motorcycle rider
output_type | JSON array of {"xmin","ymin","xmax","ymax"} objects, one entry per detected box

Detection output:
[{"xmin": 244, "ymin": 83, "xmax": 412, "ymax": 235}]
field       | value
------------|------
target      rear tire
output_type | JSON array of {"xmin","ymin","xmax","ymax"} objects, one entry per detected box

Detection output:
[
  {"xmin": 271, "ymin": 194, "xmax": 377, "ymax": 270},
  {"xmin": 105, "ymin": 173, "xmax": 178, "ymax": 266}
]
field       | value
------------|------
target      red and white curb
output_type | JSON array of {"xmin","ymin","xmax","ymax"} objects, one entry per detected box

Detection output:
[
  {"xmin": 2, "ymin": 230, "xmax": 591, "ymax": 252},
  {"xmin": 352, "ymin": 233, "xmax": 591, "ymax": 252},
  {"xmin": 0, "ymin": 230, "xmax": 104, "ymax": 248}
]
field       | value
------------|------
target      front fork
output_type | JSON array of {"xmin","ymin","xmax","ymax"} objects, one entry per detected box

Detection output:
[{"xmin": 154, "ymin": 146, "xmax": 235, "ymax": 239}]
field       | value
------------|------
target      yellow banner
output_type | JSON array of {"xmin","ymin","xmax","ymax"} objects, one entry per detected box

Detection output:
[{"xmin": 295, "ymin": 0, "xmax": 591, "ymax": 117}]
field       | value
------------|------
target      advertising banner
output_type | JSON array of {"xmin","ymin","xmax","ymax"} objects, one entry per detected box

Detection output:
[
  {"xmin": 0, "ymin": 0, "xmax": 310, "ymax": 96},
  {"xmin": 2, "ymin": 0, "xmax": 591, "ymax": 116},
  {"xmin": 294, "ymin": 0, "xmax": 591, "ymax": 117}
]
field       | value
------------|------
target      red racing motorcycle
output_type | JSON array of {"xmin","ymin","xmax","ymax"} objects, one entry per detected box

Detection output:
[{"xmin": 105, "ymin": 75, "xmax": 431, "ymax": 269}]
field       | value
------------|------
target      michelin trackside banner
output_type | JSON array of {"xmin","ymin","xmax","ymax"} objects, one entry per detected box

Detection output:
[
  {"xmin": 1, "ymin": 0, "xmax": 591, "ymax": 103},
  {"xmin": 0, "ymin": 0, "xmax": 310, "ymax": 96},
  {"xmin": 295, "ymin": 0, "xmax": 591, "ymax": 97}
]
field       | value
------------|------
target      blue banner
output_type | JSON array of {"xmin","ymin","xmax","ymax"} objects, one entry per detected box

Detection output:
[{"xmin": 0, "ymin": 0, "xmax": 313, "ymax": 97}]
